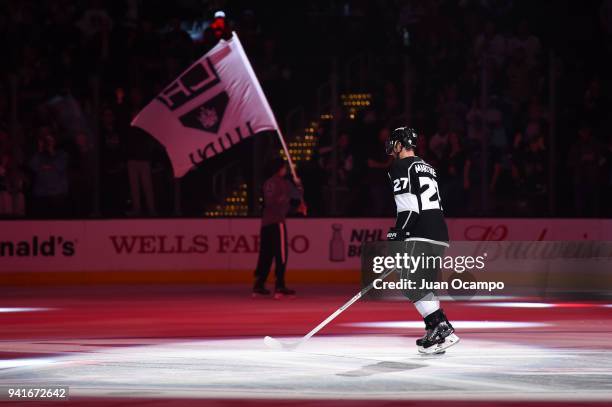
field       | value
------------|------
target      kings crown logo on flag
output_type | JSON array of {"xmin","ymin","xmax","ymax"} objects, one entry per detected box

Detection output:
[
  {"xmin": 198, "ymin": 107, "xmax": 219, "ymax": 129},
  {"xmin": 180, "ymin": 91, "xmax": 229, "ymax": 134},
  {"xmin": 131, "ymin": 33, "xmax": 279, "ymax": 178}
]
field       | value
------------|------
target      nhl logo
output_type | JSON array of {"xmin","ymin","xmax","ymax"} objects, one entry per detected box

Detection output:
[{"xmin": 179, "ymin": 91, "xmax": 229, "ymax": 134}]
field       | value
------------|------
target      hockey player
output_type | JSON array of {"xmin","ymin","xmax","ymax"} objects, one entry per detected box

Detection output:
[{"xmin": 385, "ymin": 127, "xmax": 460, "ymax": 354}]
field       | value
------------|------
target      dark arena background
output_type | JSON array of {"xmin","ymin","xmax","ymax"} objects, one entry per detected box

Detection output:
[{"xmin": 1, "ymin": 1, "xmax": 612, "ymax": 406}]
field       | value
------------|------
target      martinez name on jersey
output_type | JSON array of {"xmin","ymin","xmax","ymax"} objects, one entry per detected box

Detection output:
[{"xmin": 388, "ymin": 156, "xmax": 450, "ymax": 247}]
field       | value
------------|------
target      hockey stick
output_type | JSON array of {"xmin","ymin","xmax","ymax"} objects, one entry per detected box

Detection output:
[{"xmin": 264, "ymin": 266, "xmax": 396, "ymax": 351}]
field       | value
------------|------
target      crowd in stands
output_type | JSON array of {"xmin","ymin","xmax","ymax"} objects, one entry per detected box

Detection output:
[
  {"xmin": 303, "ymin": 0, "xmax": 612, "ymax": 218},
  {"xmin": 0, "ymin": 0, "xmax": 610, "ymax": 219}
]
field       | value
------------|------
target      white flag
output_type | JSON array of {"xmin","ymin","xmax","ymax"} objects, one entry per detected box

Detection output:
[{"xmin": 131, "ymin": 33, "xmax": 279, "ymax": 177}]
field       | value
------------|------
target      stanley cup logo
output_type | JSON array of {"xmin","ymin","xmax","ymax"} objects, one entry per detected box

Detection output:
[{"xmin": 329, "ymin": 224, "xmax": 345, "ymax": 262}]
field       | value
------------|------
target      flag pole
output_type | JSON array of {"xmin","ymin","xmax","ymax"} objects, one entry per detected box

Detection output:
[
  {"xmin": 276, "ymin": 126, "xmax": 306, "ymax": 215},
  {"xmin": 276, "ymin": 128, "xmax": 300, "ymax": 186}
]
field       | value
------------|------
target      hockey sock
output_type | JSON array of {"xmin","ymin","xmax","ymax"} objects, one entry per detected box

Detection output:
[{"xmin": 414, "ymin": 292, "xmax": 440, "ymax": 318}]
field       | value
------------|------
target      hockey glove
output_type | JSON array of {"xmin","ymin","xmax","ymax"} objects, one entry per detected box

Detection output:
[{"xmin": 387, "ymin": 227, "xmax": 406, "ymax": 241}]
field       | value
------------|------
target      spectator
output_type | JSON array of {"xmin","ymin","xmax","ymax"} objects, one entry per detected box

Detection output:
[
  {"xmin": 124, "ymin": 87, "xmax": 156, "ymax": 216},
  {"xmin": 507, "ymin": 19, "xmax": 541, "ymax": 69},
  {"xmin": 474, "ymin": 21, "xmax": 506, "ymax": 68},
  {"xmin": 439, "ymin": 85, "xmax": 468, "ymax": 133},
  {"xmin": 464, "ymin": 138, "xmax": 486, "ymax": 216},
  {"xmin": 486, "ymin": 101, "xmax": 508, "ymax": 152},
  {"xmin": 125, "ymin": 126, "xmax": 157, "ymax": 217},
  {"xmin": 335, "ymin": 132, "xmax": 354, "ymax": 187},
  {"xmin": 0, "ymin": 135, "xmax": 11, "ymax": 216},
  {"xmin": 439, "ymin": 132, "xmax": 467, "ymax": 216},
  {"xmin": 1, "ymin": 1, "xmax": 608, "ymax": 220},
  {"xmin": 568, "ymin": 124, "xmax": 604, "ymax": 216},
  {"xmin": 526, "ymin": 98, "xmax": 549, "ymax": 125},
  {"xmin": 505, "ymin": 47, "xmax": 535, "ymax": 112},
  {"xmin": 162, "ymin": 16, "xmax": 194, "ymax": 79},
  {"xmin": 398, "ymin": 0, "xmax": 427, "ymax": 27},
  {"xmin": 162, "ymin": 17, "xmax": 193, "ymax": 60},
  {"xmin": 489, "ymin": 146, "xmax": 515, "ymax": 215},
  {"xmin": 466, "ymin": 98, "xmax": 485, "ymax": 141},
  {"xmin": 236, "ymin": 9, "xmax": 260, "ymax": 47},
  {"xmin": 76, "ymin": 1, "xmax": 113, "ymax": 37},
  {"xmin": 605, "ymin": 135, "xmax": 612, "ymax": 216},
  {"xmin": 66, "ymin": 131, "xmax": 94, "ymax": 217},
  {"xmin": 319, "ymin": 131, "xmax": 355, "ymax": 214},
  {"xmin": 131, "ymin": 18, "xmax": 161, "ymax": 85},
  {"xmin": 0, "ymin": 128, "xmax": 25, "ymax": 217},
  {"xmin": 46, "ymin": 88, "xmax": 93, "ymax": 147},
  {"xmin": 78, "ymin": 3, "xmax": 112, "ymax": 68},
  {"xmin": 300, "ymin": 153, "xmax": 326, "ymax": 217},
  {"xmin": 380, "ymin": 82, "xmax": 402, "ymax": 122},
  {"xmin": 366, "ymin": 127, "xmax": 394, "ymax": 216},
  {"xmin": 28, "ymin": 127, "xmax": 69, "ymax": 218},
  {"xmin": 8, "ymin": 167, "xmax": 26, "ymax": 218},
  {"xmin": 100, "ymin": 107, "xmax": 127, "ymax": 216},
  {"xmin": 513, "ymin": 129, "xmax": 548, "ymax": 215},
  {"xmin": 254, "ymin": 38, "xmax": 287, "ymax": 116},
  {"xmin": 582, "ymin": 77, "xmax": 606, "ymax": 128},
  {"xmin": 415, "ymin": 130, "xmax": 430, "ymax": 160},
  {"xmin": 202, "ymin": 11, "xmax": 232, "ymax": 52},
  {"xmin": 319, "ymin": 132, "xmax": 354, "ymax": 187},
  {"xmin": 429, "ymin": 118, "xmax": 454, "ymax": 166}
]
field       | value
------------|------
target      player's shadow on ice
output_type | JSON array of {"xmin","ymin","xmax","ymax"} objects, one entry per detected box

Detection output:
[{"xmin": 337, "ymin": 361, "xmax": 424, "ymax": 377}]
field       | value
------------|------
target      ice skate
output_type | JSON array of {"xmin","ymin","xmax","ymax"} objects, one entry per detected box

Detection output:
[
  {"xmin": 417, "ymin": 309, "xmax": 460, "ymax": 354},
  {"xmin": 252, "ymin": 286, "xmax": 271, "ymax": 298},
  {"xmin": 274, "ymin": 287, "xmax": 296, "ymax": 299}
]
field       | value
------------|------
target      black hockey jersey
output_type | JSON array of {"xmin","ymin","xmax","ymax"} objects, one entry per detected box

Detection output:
[{"xmin": 388, "ymin": 156, "xmax": 449, "ymax": 246}]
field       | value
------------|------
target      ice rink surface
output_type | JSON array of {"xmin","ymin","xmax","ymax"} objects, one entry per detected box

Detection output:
[{"xmin": 1, "ymin": 285, "xmax": 611, "ymax": 406}]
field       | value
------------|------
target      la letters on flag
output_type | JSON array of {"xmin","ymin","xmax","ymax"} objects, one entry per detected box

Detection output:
[{"xmin": 131, "ymin": 33, "xmax": 279, "ymax": 178}]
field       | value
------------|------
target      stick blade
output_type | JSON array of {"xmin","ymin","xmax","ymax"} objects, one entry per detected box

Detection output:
[
  {"xmin": 263, "ymin": 336, "xmax": 300, "ymax": 351},
  {"xmin": 263, "ymin": 336, "xmax": 284, "ymax": 350}
]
